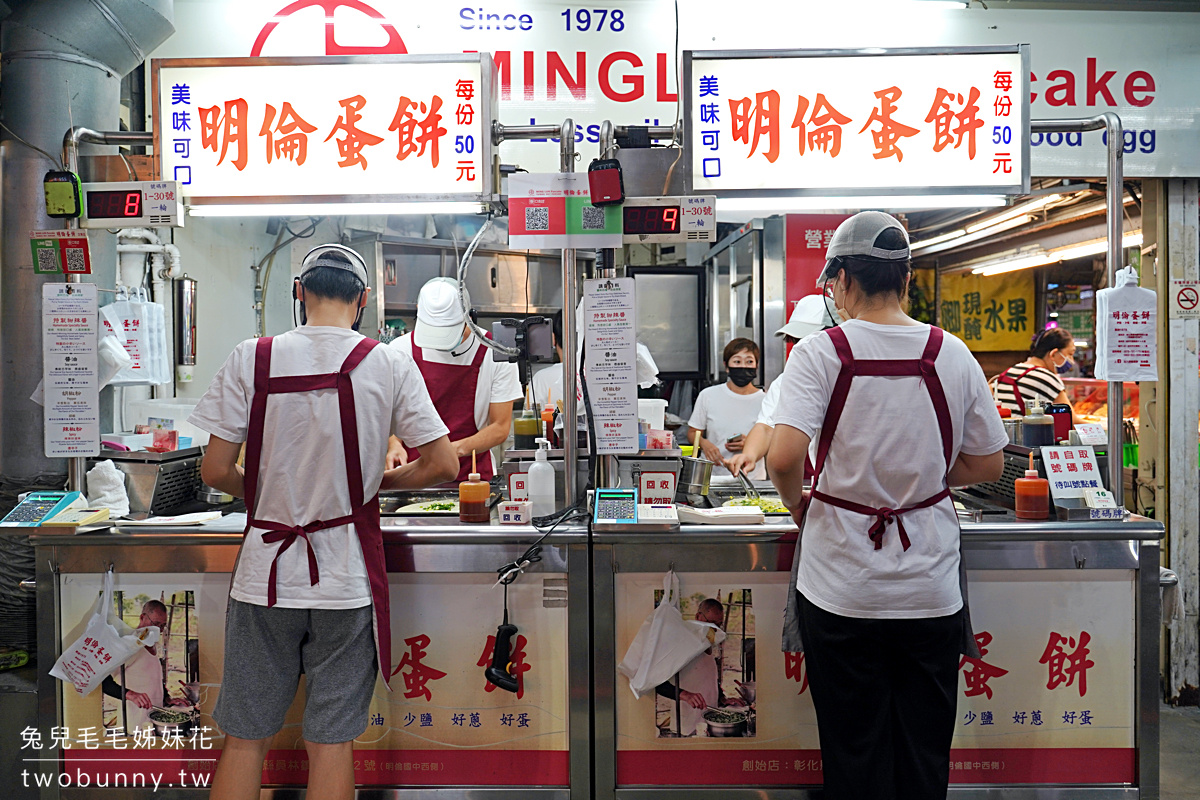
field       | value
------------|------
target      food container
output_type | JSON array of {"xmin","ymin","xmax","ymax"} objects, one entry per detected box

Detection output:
[
  {"xmin": 1003, "ymin": 419, "xmax": 1022, "ymax": 444},
  {"xmin": 703, "ymin": 709, "xmax": 748, "ymax": 737},
  {"xmin": 678, "ymin": 456, "xmax": 713, "ymax": 496},
  {"xmin": 735, "ymin": 680, "xmax": 756, "ymax": 704},
  {"xmin": 637, "ymin": 399, "xmax": 668, "ymax": 430},
  {"xmin": 196, "ymin": 484, "xmax": 233, "ymax": 505}
]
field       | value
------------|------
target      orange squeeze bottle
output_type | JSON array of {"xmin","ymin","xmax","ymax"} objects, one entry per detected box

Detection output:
[
  {"xmin": 1014, "ymin": 451, "xmax": 1050, "ymax": 520},
  {"xmin": 459, "ymin": 450, "xmax": 491, "ymax": 523}
]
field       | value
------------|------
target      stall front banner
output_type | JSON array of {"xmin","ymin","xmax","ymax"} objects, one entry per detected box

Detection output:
[
  {"xmin": 42, "ymin": 284, "xmax": 100, "ymax": 458},
  {"xmin": 615, "ymin": 569, "xmax": 1134, "ymax": 787},
  {"xmin": 53, "ymin": 573, "xmax": 569, "ymax": 790},
  {"xmin": 584, "ymin": 278, "xmax": 639, "ymax": 453},
  {"xmin": 507, "ymin": 173, "xmax": 623, "ymax": 249},
  {"xmin": 938, "ymin": 271, "xmax": 1036, "ymax": 352},
  {"xmin": 687, "ymin": 49, "xmax": 1028, "ymax": 195},
  {"xmin": 155, "ymin": 57, "xmax": 491, "ymax": 201}
]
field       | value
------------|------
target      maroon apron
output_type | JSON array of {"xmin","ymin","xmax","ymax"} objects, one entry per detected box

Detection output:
[
  {"xmin": 404, "ymin": 341, "xmax": 493, "ymax": 482},
  {"xmin": 995, "ymin": 365, "xmax": 1040, "ymax": 415},
  {"xmin": 804, "ymin": 325, "xmax": 954, "ymax": 552},
  {"xmin": 242, "ymin": 336, "xmax": 394, "ymax": 689}
]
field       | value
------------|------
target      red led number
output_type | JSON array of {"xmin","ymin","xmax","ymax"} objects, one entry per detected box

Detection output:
[
  {"xmin": 662, "ymin": 208, "xmax": 678, "ymax": 231},
  {"xmin": 124, "ymin": 192, "xmax": 141, "ymax": 217}
]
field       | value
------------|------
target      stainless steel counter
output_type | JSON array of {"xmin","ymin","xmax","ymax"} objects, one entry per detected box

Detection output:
[{"xmin": 26, "ymin": 514, "xmax": 1164, "ymax": 800}]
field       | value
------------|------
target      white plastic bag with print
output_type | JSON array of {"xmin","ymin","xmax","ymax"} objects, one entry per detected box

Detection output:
[
  {"xmin": 1095, "ymin": 266, "xmax": 1158, "ymax": 382},
  {"xmin": 617, "ymin": 570, "xmax": 726, "ymax": 699},
  {"xmin": 100, "ymin": 296, "xmax": 152, "ymax": 385},
  {"xmin": 50, "ymin": 569, "xmax": 159, "ymax": 697}
]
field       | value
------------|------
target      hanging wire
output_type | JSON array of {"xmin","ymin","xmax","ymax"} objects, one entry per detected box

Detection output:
[
  {"xmin": 0, "ymin": 121, "xmax": 65, "ymax": 169},
  {"xmin": 493, "ymin": 503, "xmax": 588, "ymax": 587}
]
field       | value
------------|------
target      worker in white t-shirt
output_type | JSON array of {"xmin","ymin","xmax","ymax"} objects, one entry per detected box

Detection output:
[
  {"xmin": 191, "ymin": 244, "xmax": 458, "ymax": 800},
  {"xmin": 726, "ymin": 295, "xmax": 838, "ymax": 479},
  {"xmin": 387, "ymin": 277, "xmax": 523, "ymax": 483},
  {"xmin": 767, "ymin": 212, "xmax": 1007, "ymax": 800},
  {"xmin": 687, "ymin": 338, "xmax": 766, "ymax": 480}
]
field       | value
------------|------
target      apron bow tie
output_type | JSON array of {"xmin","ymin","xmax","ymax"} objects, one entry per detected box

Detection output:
[
  {"xmin": 261, "ymin": 523, "xmax": 324, "ymax": 605},
  {"xmin": 868, "ymin": 508, "xmax": 913, "ymax": 552}
]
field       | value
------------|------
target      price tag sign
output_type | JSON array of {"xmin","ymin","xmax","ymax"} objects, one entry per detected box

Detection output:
[
  {"xmin": 1074, "ymin": 423, "xmax": 1107, "ymax": 446},
  {"xmin": 1041, "ymin": 446, "xmax": 1104, "ymax": 501},
  {"xmin": 42, "ymin": 283, "xmax": 100, "ymax": 457},
  {"xmin": 638, "ymin": 472, "xmax": 676, "ymax": 506}
]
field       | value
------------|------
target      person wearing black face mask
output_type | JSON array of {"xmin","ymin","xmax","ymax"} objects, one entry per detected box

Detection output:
[{"xmin": 687, "ymin": 338, "xmax": 766, "ymax": 479}]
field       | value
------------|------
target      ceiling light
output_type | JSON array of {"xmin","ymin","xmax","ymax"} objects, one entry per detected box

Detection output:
[
  {"xmin": 1075, "ymin": 341, "xmax": 1090, "ymax": 348},
  {"xmin": 969, "ymin": 231, "xmax": 1143, "ymax": 276},
  {"xmin": 915, "ymin": 213, "xmax": 1032, "ymax": 256},
  {"xmin": 717, "ymin": 194, "xmax": 1006, "ymax": 220},
  {"xmin": 973, "ymin": 252, "xmax": 1057, "ymax": 276},
  {"xmin": 188, "ymin": 201, "xmax": 488, "ymax": 217},
  {"xmin": 1049, "ymin": 311, "xmax": 1059, "ymax": 318},
  {"xmin": 965, "ymin": 194, "xmax": 1063, "ymax": 234},
  {"xmin": 1053, "ymin": 232, "xmax": 1143, "ymax": 262},
  {"xmin": 911, "ymin": 228, "xmax": 966, "ymax": 251}
]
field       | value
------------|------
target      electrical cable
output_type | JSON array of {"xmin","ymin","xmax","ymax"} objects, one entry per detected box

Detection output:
[
  {"xmin": 457, "ymin": 217, "xmax": 520, "ymax": 357},
  {"xmin": 0, "ymin": 121, "xmax": 64, "ymax": 169},
  {"xmin": 494, "ymin": 503, "xmax": 588, "ymax": 587}
]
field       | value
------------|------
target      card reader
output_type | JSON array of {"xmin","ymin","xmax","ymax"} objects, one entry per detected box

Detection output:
[{"xmin": 1, "ymin": 491, "xmax": 85, "ymax": 527}]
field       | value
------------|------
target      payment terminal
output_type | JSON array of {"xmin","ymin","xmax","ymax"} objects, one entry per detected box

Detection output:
[
  {"xmin": 591, "ymin": 488, "xmax": 679, "ymax": 532},
  {"xmin": 1, "ymin": 491, "xmax": 85, "ymax": 527}
]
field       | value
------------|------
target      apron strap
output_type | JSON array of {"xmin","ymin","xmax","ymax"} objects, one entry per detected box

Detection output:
[
  {"xmin": 997, "ymin": 365, "xmax": 1039, "ymax": 416},
  {"xmin": 243, "ymin": 336, "xmax": 274, "ymax": 525},
  {"xmin": 338, "ymin": 339, "xmax": 381, "ymax": 510},
  {"xmin": 919, "ymin": 327, "xmax": 954, "ymax": 469},
  {"xmin": 809, "ymin": 326, "xmax": 856, "ymax": 494}
]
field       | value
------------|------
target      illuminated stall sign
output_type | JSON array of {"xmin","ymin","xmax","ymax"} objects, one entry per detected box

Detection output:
[
  {"xmin": 153, "ymin": 55, "xmax": 495, "ymax": 204},
  {"xmin": 684, "ymin": 47, "xmax": 1030, "ymax": 197}
]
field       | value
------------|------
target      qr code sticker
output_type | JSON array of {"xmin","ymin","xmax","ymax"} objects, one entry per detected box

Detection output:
[
  {"xmin": 525, "ymin": 206, "xmax": 550, "ymax": 231},
  {"xmin": 581, "ymin": 206, "xmax": 606, "ymax": 231},
  {"xmin": 36, "ymin": 248, "xmax": 61, "ymax": 274},
  {"xmin": 64, "ymin": 248, "xmax": 87, "ymax": 273}
]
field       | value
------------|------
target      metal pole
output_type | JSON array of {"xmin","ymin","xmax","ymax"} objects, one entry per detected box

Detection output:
[
  {"xmin": 1030, "ymin": 115, "xmax": 1125, "ymax": 505},
  {"xmin": 60, "ymin": 128, "xmax": 155, "ymax": 492},
  {"xmin": 559, "ymin": 120, "xmax": 579, "ymax": 509}
]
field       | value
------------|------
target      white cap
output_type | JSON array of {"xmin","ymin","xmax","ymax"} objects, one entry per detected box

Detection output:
[
  {"xmin": 415, "ymin": 277, "xmax": 471, "ymax": 351},
  {"xmin": 776, "ymin": 294, "xmax": 838, "ymax": 339}
]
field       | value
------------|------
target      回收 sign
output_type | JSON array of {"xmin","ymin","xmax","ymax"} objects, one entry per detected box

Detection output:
[
  {"xmin": 686, "ymin": 47, "xmax": 1029, "ymax": 196},
  {"xmin": 938, "ymin": 271, "xmax": 1036, "ymax": 351}
]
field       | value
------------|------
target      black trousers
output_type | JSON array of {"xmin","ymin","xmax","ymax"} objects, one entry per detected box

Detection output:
[{"xmin": 796, "ymin": 591, "xmax": 961, "ymax": 800}]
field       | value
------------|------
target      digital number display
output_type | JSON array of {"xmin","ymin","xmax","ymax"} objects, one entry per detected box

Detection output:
[
  {"xmin": 86, "ymin": 190, "xmax": 143, "ymax": 219},
  {"xmin": 623, "ymin": 205, "xmax": 680, "ymax": 235}
]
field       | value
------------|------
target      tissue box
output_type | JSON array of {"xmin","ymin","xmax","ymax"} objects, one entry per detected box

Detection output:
[{"xmin": 498, "ymin": 501, "xmax": 531, "ymax": 525}]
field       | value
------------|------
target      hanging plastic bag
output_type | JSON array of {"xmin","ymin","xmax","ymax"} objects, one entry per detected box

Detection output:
[
  {"xmin": 1096, "ymin": 266, "xmax": 1158, "ymax": 382},
  {"xmin": 617, "ymin": 571, "xmax": 726, "ymax": 699},
  {"xmin": 50, "ymin": 569, "xmax": 160, "ymax": 697}
]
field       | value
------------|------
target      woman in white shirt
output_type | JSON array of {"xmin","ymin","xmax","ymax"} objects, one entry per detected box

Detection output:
[
  {"xmin": 687, "ymin": 338, "xmax": 766, "ymax": 480},
  {"xmin": 768, "ymin": 212, "xmax": 1006, "ymax": 800}
]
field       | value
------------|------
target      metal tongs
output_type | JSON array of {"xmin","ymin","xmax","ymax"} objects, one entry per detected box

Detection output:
[{"xmin": 735, "ymin": 469, "xmax": 760, "ymax": 499}]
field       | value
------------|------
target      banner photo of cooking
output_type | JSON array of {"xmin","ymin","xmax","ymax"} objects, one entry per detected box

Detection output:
[
  {"xmin": 58, "ymin": 573, "xmax": 201, "ymax": 739},
  {"xmin": 651, "ymin": 586, "xmax": 756, "ymax": 739}
]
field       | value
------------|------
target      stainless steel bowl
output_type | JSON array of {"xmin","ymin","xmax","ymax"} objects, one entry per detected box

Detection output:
[
  {"xmin": 735, "ymin": 681, "xmax": 756, "ymax": 704},
  {"xmin": 195, "ymin": 484, "xmax": 232, "ymax": 504},
  {"xmin": 678, "ymin": 456, "xmax": 714, "ymax": 496},
  {"xmin": 705, "ymin": 717, "xmax": 747, "ymax": 737}
]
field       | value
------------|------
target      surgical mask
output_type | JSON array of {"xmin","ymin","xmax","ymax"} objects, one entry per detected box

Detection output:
[
  {"xmin": 727, "ymin": 367, "xmax": 757, "ymax": 387},
  {"xmin": 1055, "ymin": 355, "xmax": 1074, "ymax": 374}
]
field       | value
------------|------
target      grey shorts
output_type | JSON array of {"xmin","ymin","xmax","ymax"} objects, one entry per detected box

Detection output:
[{"xmin": 213, "ymin": 598, "xmax": 377, "ymax": 744}]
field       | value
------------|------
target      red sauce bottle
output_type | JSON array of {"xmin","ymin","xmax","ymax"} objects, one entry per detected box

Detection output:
[{"xmin": 1014, "ymin": 452, "xmax": 1050, "ymax": 520}]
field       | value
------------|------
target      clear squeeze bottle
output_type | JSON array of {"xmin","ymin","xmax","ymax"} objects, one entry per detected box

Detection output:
[
  {"xmin": 1014, "ymin": 452, "xmax": 1050, "ymax": 520},
  {"xmin": 459, "ymin": 450, "xmax": 491, "ymax": 523},
  {"xmin": 528, "ymin": 438, "xmax": 556, "ymax": 519},
  {"xmin": 1021, "ymin": 401, "xmax": 1056, "ymax": 448}
]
